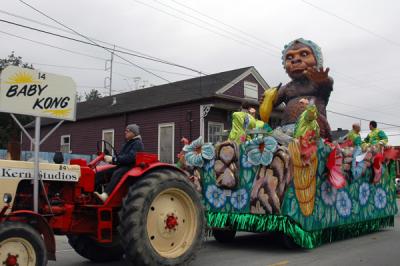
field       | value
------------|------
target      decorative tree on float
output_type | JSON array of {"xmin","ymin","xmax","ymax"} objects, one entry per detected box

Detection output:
[{"xmin": 0, "ymin": 52, "xmax": 34, "ymax": 158}]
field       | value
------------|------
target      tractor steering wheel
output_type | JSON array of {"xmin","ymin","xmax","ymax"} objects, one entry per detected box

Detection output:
[
  {"xmin": 88, "ymin": 140, "xmax": 118, "ymax": 169},
  {"xmin": 96, "ymin": 140, "xmax": 118, "ymax": 157}
]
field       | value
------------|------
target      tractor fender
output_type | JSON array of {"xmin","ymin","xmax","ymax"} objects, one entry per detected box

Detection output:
[
  {"xmin": 129, "ymin": 162, "xmax": 188, "ymax": 178},
  {"xmin": 105, "ymin": 163, "xmax": 188, "ymax": 207},
  {"xmin": 5, "ymin": 210, "xmax": 56, "ymax": 261}
]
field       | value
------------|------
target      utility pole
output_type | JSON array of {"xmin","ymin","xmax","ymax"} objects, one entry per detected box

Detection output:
[{"xmin": 104, "ymin": 45, "xmax": 115, "ymax": 96}]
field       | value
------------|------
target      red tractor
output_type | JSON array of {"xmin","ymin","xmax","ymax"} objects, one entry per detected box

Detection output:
[{"xmin": 0, "ymin": 146, "xmax": 205, "ymax": 266}]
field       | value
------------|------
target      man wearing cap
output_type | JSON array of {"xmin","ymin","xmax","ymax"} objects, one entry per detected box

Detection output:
[{"xmin": 95, "ymin": 124, "xmax": 144, "ymax": 202}]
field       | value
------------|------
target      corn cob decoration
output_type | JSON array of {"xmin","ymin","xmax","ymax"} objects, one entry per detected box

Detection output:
[
  {"xmin": 288, "ymin": 140, "xmax": 318, "ymax": 216},
  {"xmin": 289, "ymin": 104, "xmax": 319, "ymax": 217}
]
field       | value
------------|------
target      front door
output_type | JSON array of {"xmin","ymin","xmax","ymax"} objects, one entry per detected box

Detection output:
[{"xmin": 158, "ymin": 123, "xmax": 175, "ymax": 163}]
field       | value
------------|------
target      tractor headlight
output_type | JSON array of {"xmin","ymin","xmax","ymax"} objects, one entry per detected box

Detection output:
[{"xmin": 3, "ymin": 193, "xmax": 12, "ymax": 204}]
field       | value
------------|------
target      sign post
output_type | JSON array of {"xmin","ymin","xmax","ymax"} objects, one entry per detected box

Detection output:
[{"xmin": 0, "ymin": 66, "xmax": 76, "ymax": 212}]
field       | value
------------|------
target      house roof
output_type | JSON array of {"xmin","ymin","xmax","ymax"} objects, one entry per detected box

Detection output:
[
  {"xmin": 34, "ymin": 66, "xmax": 268, "ymax": 127},
  {"xmin": 331, "ymin": 128, "xmax": 349, "ymax": 141}
]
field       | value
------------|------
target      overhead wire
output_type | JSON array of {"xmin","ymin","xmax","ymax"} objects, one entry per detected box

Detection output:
[
  {"xmin": 151, "ymin": 0, "xmax": 279, "ymax": 53},
  {"xmin": 0, "ymin": 12, "xmax": 253, "ymax": 93},
  {"xmin": 131, "ymin": 0, "xmax": 277, "ymax": 57},
  {"xmin": 0, "ymin": 18, "xmax": 202, "ymax": 74},
  {"xmin": 0, "ymin": 9, "xmax": 191, "ymax": 67},
  {"xmin": 31, "ymin": 62, "xmax": 105, "ymax": 71},
  {"xmin": 0, "ymin": 29, "xmax": 106, "ymax": 61},
  {"xmin": 330, "ymin": 100, "xmax": 399, "ymax": 119},
  {"xmin": 327, "ymin": 110, "xmax": 400, "ymax": 128},
  {"xmin": 300, "ymin": 0, "xmax": 400, "ymax": 47},
  {"xmin": 16, "ymin": 0, "xmax": 192, "ymax": 84},
  {"xmin": 169, "ymin": 0, "xmax": 281, "ymax": 50},
  {"xmin": 10, "ymin": 0, "xmax": 400, "ymax": 126},
  {"xmin": 0, "ymin": 26, "xmax": 245, "ymax": 94}
]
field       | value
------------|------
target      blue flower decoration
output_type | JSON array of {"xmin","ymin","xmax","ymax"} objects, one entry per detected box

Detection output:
[
  {"xmin": 359, "ymin": 182, "xmax": 370, "ymax": 206},
  {"xmin": 336, "ymin": 191, "xmax": 352, "ymax": 218},
  {"xmin": 204, "ymin": 158, "xmax": 215, "ymax": 171},
  {"xmin": 321, "ymin": 180, "xmax": 337, "ymax": 206},
  {"xmin": 374, "ymin": 188, "xmax": 387, "ymax": 209},
  {"xmin": 240, "ymin": 153, "xmax": 252, "ymax": 169},
  {"xmin": 352, "ymin": 146, "xmax": 365, "ymax": 179},
  {"xmin": 205, "ymin": 185, "xmax": 226, "ymax": 209},
  {"xmin": 244, "ymin": 136, "xmax": 277, "ymax": 166},
  {"xmin": 230, "ymin": 189, "xmax": 249, "ymax": 210},
  {"xmin": 183, "ymin": 136, "xmax": 215, "ymax": 167}
]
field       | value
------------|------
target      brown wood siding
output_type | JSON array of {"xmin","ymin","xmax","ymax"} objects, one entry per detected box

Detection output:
[
  {"xmin": 22, "ymin": 102, "xmax": 202, "ymax": 161},
  {"xmin": 126, "ymin": 102, "xmax": 201, "ymax": 160},
  {"xmin": 22, "ymin": 115, "xmax": 126, "ymax": 155},
  {"xmin": 205, "ymin": 108, "xmax": 230, "ymax": 142},
  {"xmin": 223, "ymin": 74, "xmax": 265, "ymax": 100}
]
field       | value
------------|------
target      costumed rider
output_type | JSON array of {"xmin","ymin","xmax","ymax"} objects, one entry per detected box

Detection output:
[
  {"xmin": 228, "ymin": 102, "xmax": 272, "ymax": 144},
  {"xmin": 95, "ymin": 124, "xmax": 144, "ymax": 202},
  {"xmin": 363, "ymin": 120, "xmax": 388, "ymax": 147},
  {"xmin": 345, "ymin": 123, "xmax": 362, "ymax": 146},
  {"xmin": 260, "ymin": 38, "xmax": 333, "ymax": 141},
  {"xmin": 228, "ymin": 101, "xmax": 256, "ymax": 144}
]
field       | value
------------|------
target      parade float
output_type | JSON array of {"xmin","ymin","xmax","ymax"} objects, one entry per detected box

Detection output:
[{"xmin": 179, "ymin": 38, "xmax": 398, "ymax": 248}]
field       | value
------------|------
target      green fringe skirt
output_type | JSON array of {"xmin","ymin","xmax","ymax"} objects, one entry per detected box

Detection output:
[{"xmin": 207, "ymin": 211, "xmax": 394, "ymax": 249}]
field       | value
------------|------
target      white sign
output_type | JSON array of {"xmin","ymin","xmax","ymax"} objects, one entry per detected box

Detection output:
[
  {"xmin": 0, "ymin": 66, "xmax": 77, "ymax": 121},
  {"xmin": 0, "ymin": 166, "xmax": 79, "ymax": 182}
]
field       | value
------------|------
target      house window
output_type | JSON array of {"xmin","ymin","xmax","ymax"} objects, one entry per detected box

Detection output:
[
  {"xmin": 244, "ymin": 81, "xmax": 258, "ymax": 99},
  {"xmin": 60, "ymin": 135, "xmax": 71, "ymax": 153},
  {"xmin": 102, "ymin": 129, "xmax": 115, "ymax": 155},
  {"xmin": 208, "ymin": 122, "xmax": 224, "ymax": 143},
  {"xmin": 158, "ymin": 123, "xmax": 175, "ymax": 164}
]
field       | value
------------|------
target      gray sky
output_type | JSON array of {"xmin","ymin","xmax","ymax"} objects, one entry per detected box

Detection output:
[{"xmin": 2, "ymin": 0, "xmax": 400, "ymax": 144}]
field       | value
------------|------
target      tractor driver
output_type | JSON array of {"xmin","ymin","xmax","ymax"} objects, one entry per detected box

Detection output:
[{"xmin": 94, "ymin": 124, "xmax": 144, "ymax": 202}]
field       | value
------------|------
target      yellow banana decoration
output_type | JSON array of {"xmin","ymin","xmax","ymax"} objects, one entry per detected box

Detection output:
[{"xmin": 259, "ymin": 84, "xmax": 281, "ymax": 123}]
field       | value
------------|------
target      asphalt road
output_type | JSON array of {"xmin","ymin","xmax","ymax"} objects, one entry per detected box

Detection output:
[{"xmin": 49, "ymin": 201, "xmax": 400, "ymax": 266}]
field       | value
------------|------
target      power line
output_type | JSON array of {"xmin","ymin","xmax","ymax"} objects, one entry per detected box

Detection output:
[
  {"xmin": 33, "ymin": 61, "xmax": 196, "ymax": 77},
  {"xmin": 169, "ymin": 0, "xmax": 281, "ymax": 50},
  {"xmin": 0, "ymin": 18, "xmax": 202, "ymax": 74},
  {"xmin": 151, "ymin": 0, "xmax": 279, "ymax": 54},
  {"xmin": 132, "ymin": 0, "xmax": 277, "ymax": 57},
  {"xmin": 0, "ymin": 30, "xmax": 106, "ymax": 61},
  {"xmin": 0, "ymin": 8, "xmax": 194, "ymax": 67},
  {"xmin": 0, "ymin": 13, "xmax": 251, "ymax": 92},
  {"xmin": 77, "ymin": 86, "xmax": 107, "ymax": 89},
  {"xmin": 16, "ymin": 1, "xmax": 175, "ymax": 84},
  {"xmin": 300, "ymin": 0, "xmax": 400, "ymax": 47},
  {"xmin": 31, "ymin": 62, "xmax": 105, "ymax": 71},
  {"xmin": 327, "ymin": 109, "xmax": 400, "ymax": 128},
  {"xmin": 330, "ymin": 100, "xmax": 399, "ymax": 119},
  {"xmin": 10, "ymin": 0, "xmax": 400, "ymax": 121},
  {"xmin": 0, "ymin": 27, "xmax": 243, "ymax": 94}
]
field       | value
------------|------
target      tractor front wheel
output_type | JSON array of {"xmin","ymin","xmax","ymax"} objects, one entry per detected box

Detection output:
[
  {"xmin": 118, "ymin": 168, "xmax": 205, "ymax": 266},
  {"xmin": 0, "ymin": 221, "xmax": 47, "ymax": 266}
]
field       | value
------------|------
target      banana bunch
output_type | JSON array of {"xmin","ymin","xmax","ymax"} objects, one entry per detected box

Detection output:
[{"xmin": 259, "ymin": 84, "xmax": 281, "ymax": 123}]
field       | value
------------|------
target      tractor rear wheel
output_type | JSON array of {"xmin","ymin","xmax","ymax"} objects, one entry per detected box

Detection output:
[
  {"xmin": 0, "ymin": 221, "xmax": 47, "ymax": 266},
  {"xmin": 67, "ymin": 234, "xmax": 123, "ymax": 262},
  {"xmin": 212, "ymin": 228, "xmax": 236, "ymax": 243},
  {"xmin": 118, "ymin": 168, "xmax": 205, "ymax": 266}
]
